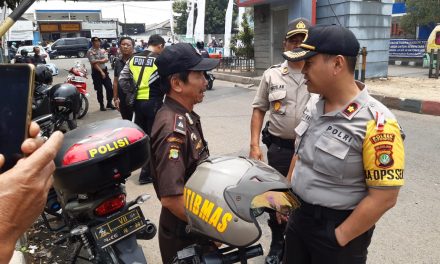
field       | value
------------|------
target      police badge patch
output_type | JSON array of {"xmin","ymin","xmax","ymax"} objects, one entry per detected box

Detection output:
[
  {"xmin": 169, "ymin": 148, "xmax": 180, "ymax": 160},
  {"xmin": 374, "ymin": 144, "xmax": 394, "ymax": 168}
]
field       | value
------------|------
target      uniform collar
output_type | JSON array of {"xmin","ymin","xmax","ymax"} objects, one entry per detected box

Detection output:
[
  {"xmin": 316, "ymin": 81, "xmax": 369, "ymax": 120},
  {"xmin": 164, "ymin": 96, "xmax": 200, "ymax": 125},
  {"xmin": 281, "ymin": 60, "xmax": 303, "ymax": 84}
]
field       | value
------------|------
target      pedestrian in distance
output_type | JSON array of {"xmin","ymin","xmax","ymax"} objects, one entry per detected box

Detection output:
[
  {"xmin": 282, "ymin": 24, "xmax": 405, "ymax": 264},
  {"xmin": 150, "ymin": 43, "xmax": 219, "ymax": 264},
  {"xmin": 249, "ymin": 17, "xmax": 315, "ymax": 264},
  {"xmin": 87, "ymin": 36, "xmax": 116, "ymax": 111},
  {"xmin": 118, "ymin": 34, "xmax": 165, "ymax": 185},
  {"xmin": 113, "ymin": 37, "xmax": 135, "ymax": 121},
  {"xmin": 0, "ymin": 122, "xmax": 63, "ymax": 263},
  {"xmin": 32, "ymin": 46, "xmax": 47, "ymax": 65}
]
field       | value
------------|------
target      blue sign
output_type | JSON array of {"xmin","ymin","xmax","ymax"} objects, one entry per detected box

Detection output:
[{"xmin": 389, "ymin": 39, "xmax": 427, "ymax": 58}]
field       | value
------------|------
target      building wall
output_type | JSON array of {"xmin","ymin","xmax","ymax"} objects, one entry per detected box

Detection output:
[
  {"xmin": 316, "ymin": 0, "xmax": 393, "ymax": 78},
  {"xmin": 254, "ymin": 4, "xmax": 271, "ymax": 75}
]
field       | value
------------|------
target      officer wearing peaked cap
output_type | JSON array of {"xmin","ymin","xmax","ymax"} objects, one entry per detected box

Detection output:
[
  {"xmin": 283, "ymin": 25, "xmax": 405, "ymax": 263},
  {"xmin": 150, "ymin": 43, "xmax": 220, "ymax": 264},
  {"xmin": 250, "ymin": 17, "xmax": 317, "ymax": 264}
]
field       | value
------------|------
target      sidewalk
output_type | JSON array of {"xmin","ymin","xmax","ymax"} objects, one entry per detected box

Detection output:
[{"xmin": 213, "ymin": 65, "xmax": 440, "ymax": 116}]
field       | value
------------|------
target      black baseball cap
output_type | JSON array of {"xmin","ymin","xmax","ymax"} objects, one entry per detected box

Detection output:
[
  {"xmin": 155, "ymin": 43, "xmax": 219, "ymax": 77},
  {"xmin": 91, "ymin": 37, "xmax": 101, "ymax": 42},
  {"xmin": 283, "ymin": 24, "xmax": 360, "ymax": 62}
]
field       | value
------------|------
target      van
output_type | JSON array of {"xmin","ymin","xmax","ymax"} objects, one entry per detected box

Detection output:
[
  {"xmin": 49, "ymin": 37, "xmax": 90, "ymax": 59},
  {"xmin": 426, "ymin": 25, "xmax": 440, "ymax": 53}
]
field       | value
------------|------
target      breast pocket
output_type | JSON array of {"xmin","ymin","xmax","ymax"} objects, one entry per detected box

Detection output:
[
  {"xmin": 269, "ymin": 90, "xmax": 287, "ymax": 115},
  {"xmin": 313, "ymin": 134, "xmax": 350, "ymax": 179}
]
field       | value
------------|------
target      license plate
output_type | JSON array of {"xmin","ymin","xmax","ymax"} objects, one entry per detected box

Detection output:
[{"xmin": 91, "ymin": 206, "xmax": 146, "ymax": 249}]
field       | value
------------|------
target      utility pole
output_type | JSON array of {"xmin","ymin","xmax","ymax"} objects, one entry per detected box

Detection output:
[{"xmin": 122, "ymin": 3, "xmax": 127, "ymax": 36}]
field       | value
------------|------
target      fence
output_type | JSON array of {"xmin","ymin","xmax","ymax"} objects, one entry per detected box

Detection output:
[{"xmin": 215, "ymin": 57, "xmax": 255, "ymax": 72}]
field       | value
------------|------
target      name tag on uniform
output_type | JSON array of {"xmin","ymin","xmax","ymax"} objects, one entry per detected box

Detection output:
[{"xmin": 133, "ymin": 57, "xmax": 155, "ymax": 67}]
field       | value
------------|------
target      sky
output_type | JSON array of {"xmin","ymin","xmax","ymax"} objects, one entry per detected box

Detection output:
[{"xmin": 25, "ymin": 1, "xmax": 173, "ymax": 25}]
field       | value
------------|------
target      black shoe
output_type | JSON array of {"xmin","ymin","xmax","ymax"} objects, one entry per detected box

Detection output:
[
  {"xmin": 100, "ymin": 104, "xmax": 106, "ymax": 111},
  {"xmin": 107, "ymin": 103, "xmax": 116, "ymax": 110},
  {"xmin": 139, "ymin": 176, "xmax": 153, "ymax": 185}
]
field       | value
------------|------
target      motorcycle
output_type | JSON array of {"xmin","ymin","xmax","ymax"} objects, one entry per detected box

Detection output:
[
  {"xmin": 66, "ymin": 61, "xmax": 89, "ymax": 119},
  {"xmin": 205, "ymin": 71, "xmax": 215, "ymax": 90},
  {"xmin": 50, "ymin": 119, "xmax": 156, "ymax": 263},
  {"xmin": 32, "ymin": 65, "xmax": 80, "ymax": 138}
]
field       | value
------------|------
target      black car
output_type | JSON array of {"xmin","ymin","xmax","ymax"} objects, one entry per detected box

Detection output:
[{"xmin": 49, "ymin": 37, "xmax": 90, "ymax": 59}]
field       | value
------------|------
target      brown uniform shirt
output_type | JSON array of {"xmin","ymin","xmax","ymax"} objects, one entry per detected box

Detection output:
[{"xmin": 150, "ymin": 96, "xmax": 209, "ymax": 263}]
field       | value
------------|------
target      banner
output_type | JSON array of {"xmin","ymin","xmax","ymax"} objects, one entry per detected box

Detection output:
[
  {"xmin": 389, "ymin": 39, "xmax": 427, "ymax": 58},
  {"xmin": 9, "ymin": 31, "xmax": 34, "ymax": 41},
  {"xmin": 186, "ymin": 0, "xmax": 195, "ymax": 39},
  {"xmin": 91, "ymin": 29, "xmax": 117, "ymax": 38},
  {"xmin": 223, "ymin": 0, "xmax": 233, "ymax": 57},
  {"xmin": 194, "ymin": 0, "xmax": 205, "ymax": 42}
]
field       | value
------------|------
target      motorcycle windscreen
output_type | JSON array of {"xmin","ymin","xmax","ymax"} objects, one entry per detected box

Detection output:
[{"xmin": 250, "ymin": 190, "xmax": 300, "ymax": 217}]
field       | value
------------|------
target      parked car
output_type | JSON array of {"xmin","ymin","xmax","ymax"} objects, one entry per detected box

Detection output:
[
  {"xmin": 48, "ymin": 37, "xmax": 90, "ymax": 59},
  {"xmin": 13, "ymin": 45, "xmax": 51, "ymax": 63}
]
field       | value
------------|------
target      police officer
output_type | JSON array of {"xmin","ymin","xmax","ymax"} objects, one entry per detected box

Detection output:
[
  {"xmin": 119, "ymin": 34, "xmax": 165, "ymax": 184},
  {"xmin": 112, "ymin": 37, "xmax": 134, "ymax": 120},
  {"xmin": 283, "ymin": 25, "xmax": 405, "ymax": 264},
  {"xmin": 249, "ymin": 18, "xmax": 313, "ymax": 264},
  {"xmin": 87, "ymin": 36, "xmax": 115, "ymax": 111},
  {"xmin": 150, "ymin": 43, "xmax": 219, "ymax": 264}
]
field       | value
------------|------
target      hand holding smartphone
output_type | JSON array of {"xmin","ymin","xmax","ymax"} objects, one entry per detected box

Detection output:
[{"xmin": 0, "ymin": 64, "xmax": 35, "ymax": 172}]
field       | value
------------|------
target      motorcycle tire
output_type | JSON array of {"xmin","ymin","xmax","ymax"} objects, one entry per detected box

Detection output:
[{"xmin": 77, "ymin": 94, "xmax": 89, "ymax": 119}]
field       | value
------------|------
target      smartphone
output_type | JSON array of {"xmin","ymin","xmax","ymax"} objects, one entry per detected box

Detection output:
[{"xmin": 0, "ymin": 64, "xmax": 35, "ymax": 172}]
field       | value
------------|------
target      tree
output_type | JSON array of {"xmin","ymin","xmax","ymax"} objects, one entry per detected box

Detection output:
[
  {"xmin": 400, "ymin": 0, "xmax": 440, "ymax": 35},
  {"xmin": 173, "ymin": 0, "xmax": 189, "ymax": 35},
  {"xmin": 230, "ymin": 13, "xmax": 254, "ymax": 58},
  {"xmin": 173, "ymin": 0, "xmax": 238, "ymax": 35}
]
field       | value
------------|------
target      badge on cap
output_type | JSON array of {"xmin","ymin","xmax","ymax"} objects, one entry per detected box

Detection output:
[
  {"xmin": 343, "ymin": 102, "xmax": 359, "ymax": 117},
  {"xmin": 174, "ymin": 114, "xmax": 186, "ymax": 135},
  {"xmin": 169, "ymin": 148, "xmax": 180, "ymax": 160},
  {"xmin": 296, "ymin": 21, "xmax": 306, "ymax": 29}
]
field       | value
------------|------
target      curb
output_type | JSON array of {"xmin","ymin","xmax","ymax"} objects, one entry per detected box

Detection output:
[{"xmin": 213, "ymin": 72, "xmax": 440, "ymax": 116}]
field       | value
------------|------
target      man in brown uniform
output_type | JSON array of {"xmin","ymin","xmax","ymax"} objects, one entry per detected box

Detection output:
[{"xmin": 151, "ymin": 43, "xmax": 219, "ymax": 264}]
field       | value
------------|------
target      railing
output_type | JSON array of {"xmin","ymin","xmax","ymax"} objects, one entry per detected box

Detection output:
[{"xmin": 215, "ymin": 57, "xmax": 255, "ymax": 72}]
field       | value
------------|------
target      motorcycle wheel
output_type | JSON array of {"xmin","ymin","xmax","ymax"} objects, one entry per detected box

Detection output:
[{"xmin": 77, "ymin": 94, "xmax": 89, "ymax": 119}]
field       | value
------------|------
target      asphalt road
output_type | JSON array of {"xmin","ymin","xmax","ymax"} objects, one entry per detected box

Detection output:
[{"xmin": 49, "ymin": 57, "xmax": 440, "ymax": 264}]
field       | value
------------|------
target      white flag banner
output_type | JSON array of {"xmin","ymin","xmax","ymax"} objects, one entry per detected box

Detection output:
[
  {"xmin": 194, "ymin": 0, "xmax": 205, "ymax": 42},
  {"xmin": 238, "ymin": 7, "xmax": 245, "ymax": 32},
  {"xmin": 170, "ymin": 0, "xmax": 175, "ymax": 42},
  {"xmin": 223, "ymin": 0, "xmax": 233, "ymax": 57},
  {"xmin": 186, "ymin": 0, "xmax": 195, "ymax": 39}
]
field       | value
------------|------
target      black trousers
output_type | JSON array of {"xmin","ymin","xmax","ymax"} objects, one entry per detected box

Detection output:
[
  {"xmin": 134, "ymin": 98, "xmax": 163, "ymax": 179},
  {"xmin": 117, "ymin": 86, "xmax": 133, "ymax": 120},
  {"xmin": 284, "ymin": 200, "xmax": 375, "ymax": 264},
  {"xmin": 91, "ymin": 68, "xmax": 113, "ymax": 105}
]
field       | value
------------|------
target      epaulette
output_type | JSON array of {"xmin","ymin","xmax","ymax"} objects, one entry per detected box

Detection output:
[
  {"xmin": 173, "ymin": 114, "xmax": 186, "ymax": 135},
  {"xmin": 269, "ymin": 64, "xmax": 282, "ymax": 69}
]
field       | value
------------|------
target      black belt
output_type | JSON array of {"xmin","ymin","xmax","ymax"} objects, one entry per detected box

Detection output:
[
  {"xmin": 270, "ymin": 134, "xmax": 295, "ymax": 149},
  {"xmin": 297, "ymin": 197, "xmax": 353, "ymax": 221}
]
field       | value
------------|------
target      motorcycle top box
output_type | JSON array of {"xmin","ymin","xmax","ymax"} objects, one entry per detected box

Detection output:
[{"xmin": 54, "ymin": 119, "xmax": 150, "ymax": 194}]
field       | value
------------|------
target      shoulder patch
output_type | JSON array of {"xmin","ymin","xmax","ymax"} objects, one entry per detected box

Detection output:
[{"xmin": 173, "ymin": 114, "xmax": 186, "ymax": 135}]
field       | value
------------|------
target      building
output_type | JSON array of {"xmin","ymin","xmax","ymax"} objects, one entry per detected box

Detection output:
[
  {"xmin": 35, "ymin": 9, "xmax": 121, "ymax": 42},
  {"xmin": 237, "ymin": 0, "xmax": 394, "ymax": 78},
  {"xmin": 144, "ymin": 20, "xmax": 171, "ymax": 36}
]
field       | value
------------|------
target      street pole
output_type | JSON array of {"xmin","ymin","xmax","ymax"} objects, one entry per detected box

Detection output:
[{"xmin": 122, "ymin": 3, "xmax": 126, "ymax": 36}]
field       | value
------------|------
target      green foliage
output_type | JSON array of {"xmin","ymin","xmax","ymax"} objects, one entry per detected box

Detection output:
[
  {"xmin": 230, "ymin": 13, "xmax": 254, "ymax": 58},
  {"xmin": 173, "ymin": 0, "xmax": 189, "ymax": 35},
  {"xmin": 0, "ymin": 0, "xmax": 22, "ymax": 10},
  {"xmin": 173, "ymin": 0, "xmax": 238, "ymax": 35},
  {"xmin": 400, "ymin": 0, "xmax": 440, "ymax": 34}
]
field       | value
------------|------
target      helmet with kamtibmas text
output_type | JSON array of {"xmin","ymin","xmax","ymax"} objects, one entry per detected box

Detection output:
[{"xmin": 184, "ymin": 156, "xmax": 299, "ymax": 247}]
